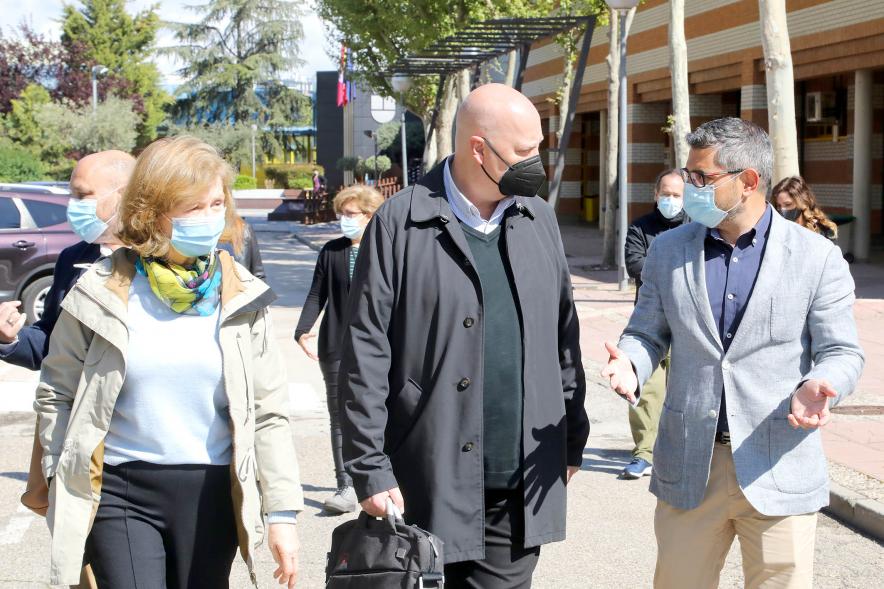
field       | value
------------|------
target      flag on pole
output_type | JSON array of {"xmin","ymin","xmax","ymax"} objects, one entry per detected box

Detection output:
[{"xmin": 337, "ymin": 45, "xmax": 348, "ymax": 107}]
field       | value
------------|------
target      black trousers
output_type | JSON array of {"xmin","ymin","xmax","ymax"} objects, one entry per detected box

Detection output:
[
  {"xmin": 444, "ymin": 489, "xmax": 541, "ymax": 589},
  {"xmin": 85, "ymin": 462, "xmax": 239, "ymax": 589},
  {"xmin": 319, "ymin": 360, "xmax": 352, "ymax": 488}
]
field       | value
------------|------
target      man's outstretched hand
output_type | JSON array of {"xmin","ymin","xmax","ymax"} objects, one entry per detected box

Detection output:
[{"xmin": 601, "ymin": 341, "xmax": 638, "ymax": 404}]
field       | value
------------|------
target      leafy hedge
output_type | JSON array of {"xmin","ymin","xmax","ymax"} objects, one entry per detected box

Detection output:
[
  {"xmin": 264, "ymin": 163, "xmax": 325, "ymax": 190},
  {"xmin": 233, "ymin": 174, "xmax": 257, "ymax": 190},
  {"xmin": 0, "ymin": 142, "xmax": 45, "ymax": 182}
]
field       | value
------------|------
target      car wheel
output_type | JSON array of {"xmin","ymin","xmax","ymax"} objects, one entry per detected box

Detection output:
[{"xmin": 21, "ymin": 276, "xmax": 54, "ymax": 325}]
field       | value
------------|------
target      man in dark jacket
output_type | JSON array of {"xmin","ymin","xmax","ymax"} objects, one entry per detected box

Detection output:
[
  {"xmin": 620, "ymin": 168, "xmax": 685, "ymax": 479},
  {"xmin": 338, "ymin": 83, "xmax": 589, "ymax": 587},
  {"xmin": 0, "ymin": 150, "xmax": 134, "ymax": 369}
]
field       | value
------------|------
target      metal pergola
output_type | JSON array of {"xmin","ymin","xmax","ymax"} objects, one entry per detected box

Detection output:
[{"xmin": 388, "ymin": 16, "xmax": 598, "ymax": 208}]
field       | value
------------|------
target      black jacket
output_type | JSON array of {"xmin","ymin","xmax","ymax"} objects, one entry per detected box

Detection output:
[
  {"xmin": 625, "ymin": 208, "xmax": 686, "ymax": 301},
  {"xmin": 294, "ymin": 236, "xmax": 353, "ymax": 362},
  {"xmin": 0, "ymin": 241, "xmax": 100, "ymax": 371},
  {"xmin": 338, "ymin": 161, "xmax": 589, "ymax": 563}
]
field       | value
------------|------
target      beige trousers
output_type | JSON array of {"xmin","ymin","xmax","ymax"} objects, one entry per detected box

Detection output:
[{"xmin": 654, "ymin": 444, "xmax": 817, "ymax": 589}]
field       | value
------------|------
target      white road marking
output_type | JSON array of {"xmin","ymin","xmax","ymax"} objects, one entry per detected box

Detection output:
[
  {"xmin": 288, "ymin": 382, "xmax": 325, "ymax": 415},
  {"xmin": 0, "ymin": 380, "xmax": 38, "ymax": 413},
  {"xmin": 0, "ymin": 506, "xmax": 34, "ymax": 545}
]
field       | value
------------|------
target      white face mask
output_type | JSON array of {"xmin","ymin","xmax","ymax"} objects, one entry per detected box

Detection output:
[{"xmin": 656, "ymin": 196, "xmax": 683, "ymax": 219}]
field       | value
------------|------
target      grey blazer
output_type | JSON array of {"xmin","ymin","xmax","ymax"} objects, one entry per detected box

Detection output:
[{"xmin": 618, "ymin": 211, "xmax": 864, "ymax": 516}]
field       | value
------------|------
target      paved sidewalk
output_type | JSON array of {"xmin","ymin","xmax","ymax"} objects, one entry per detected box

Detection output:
[{"xmin": 288, "ymin": 216, "xmax": 884, "ymax": 540}]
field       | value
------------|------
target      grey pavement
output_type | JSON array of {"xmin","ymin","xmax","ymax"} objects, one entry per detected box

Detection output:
[{"xmin": 0, "ymin": 222, "xmax": 881, "ymax": 588}]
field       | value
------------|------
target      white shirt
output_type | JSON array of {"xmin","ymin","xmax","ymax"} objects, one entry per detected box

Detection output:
[
  {"xmin": 103, "ymin": 272, "xmax": 232, "ymax": 466},
  {"xmin": 443, "ymin": 159, "xmax": 515, "ymax": 234}
]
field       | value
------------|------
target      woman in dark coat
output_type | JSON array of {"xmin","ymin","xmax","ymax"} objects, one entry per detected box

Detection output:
[
  {"xmin": 294, "ymin": 185, "xmax": 384, "ymax": 513},
  {"xmin": 219, "ymin": 215, "xmax": 265, "ymax": 278}
]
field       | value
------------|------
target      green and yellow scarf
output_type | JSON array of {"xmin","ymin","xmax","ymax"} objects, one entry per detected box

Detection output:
[{"xmin": 135, "ymin": 254, "xmax": 222, "ymax": 316}]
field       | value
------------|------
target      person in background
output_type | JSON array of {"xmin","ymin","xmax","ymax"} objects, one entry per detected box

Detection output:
[
  {"xmin": 0, "ymin": 151, "xmax": 133, "ymax": 370},
  {"xmin": 295, "ymin": 184, "xmax": 384, "ymax": 514},
  {"xmin": 219, "ymin": 215, "xmax": 266, "ymax": 279},
  {"xmin": 621, "ymin": 168, "xmax": 686, "ymax": 479},
  {"xmin": 312, "ymin": 169, "xmax": 327, "ymax": 194},
  {"xmin": 35, "ymin": 136, "xmax": 303, "ymax": 588},
  {"xmin": 772, "ymin": 175, "xmax": 838, "ymax": 242},
  {"xmin": 0, "ymin": 150, "xmax": 134, "ymax": 589}
]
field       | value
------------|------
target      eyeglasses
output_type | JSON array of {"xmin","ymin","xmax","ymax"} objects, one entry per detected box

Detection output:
[
  {"xmin": 338, "ymin": 211, "xmax": 365, "ymax": 219},
  {"xmin": 678, "ymin": 167, "xmax": 744, "ymax": 188}
]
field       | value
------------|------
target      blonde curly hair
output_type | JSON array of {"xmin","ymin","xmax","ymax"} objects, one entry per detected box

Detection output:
[
  {"xmin": 333, "ymin": 185, "xmax": 385, "ymax": 215},
  {"xmin": 116, "ymin": 136, "xmax": 236, "ymax": 258}
]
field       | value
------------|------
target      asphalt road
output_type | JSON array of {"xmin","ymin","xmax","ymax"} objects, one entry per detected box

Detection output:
[{"xmin": 0, "ymin": 228, "xmax": 880, "ymax": 588}]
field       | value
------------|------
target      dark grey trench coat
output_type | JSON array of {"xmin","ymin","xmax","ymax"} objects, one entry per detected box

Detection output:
[{"xmin": 338, "ymin": 160, "xmax": 589, "ymax": 563}]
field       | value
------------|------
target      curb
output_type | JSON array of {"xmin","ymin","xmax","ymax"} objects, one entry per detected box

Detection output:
[
  {"xmin": 288, "ymin": 231, "xmax": 323, "ymax": 252},
  {"xmin": 824, "ymin": 482, "xmax": 884, "ymax": 542}
]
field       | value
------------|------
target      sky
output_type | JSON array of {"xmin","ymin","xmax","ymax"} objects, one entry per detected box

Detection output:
[{"xmin": 0, "ymin": 0, "xmax": 338, "ymax": 89}]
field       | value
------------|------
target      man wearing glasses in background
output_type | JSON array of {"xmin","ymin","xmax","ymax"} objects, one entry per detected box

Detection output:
[{"xmin": 602, "ymin": 118, "xmax": 864, "ymax": 588}]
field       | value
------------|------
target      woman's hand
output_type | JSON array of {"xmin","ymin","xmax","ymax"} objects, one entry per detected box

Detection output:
[
  {"xmin": 297, "ymin": 333, "xmax": 318, "ymax": 361},
  {"xmin": 269, "ymin": 523, "xmax": 299, "ymax": 588}
]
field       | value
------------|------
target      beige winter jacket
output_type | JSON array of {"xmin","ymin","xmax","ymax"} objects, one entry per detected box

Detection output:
[{"xmin": 34, "ymin": 248, "xmax": 304, "ymax": 586}]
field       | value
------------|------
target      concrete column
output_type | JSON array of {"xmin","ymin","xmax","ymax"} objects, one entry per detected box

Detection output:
[{"xmin": 852, "ymin": 69, "xmax": 873, "ymax": 261}]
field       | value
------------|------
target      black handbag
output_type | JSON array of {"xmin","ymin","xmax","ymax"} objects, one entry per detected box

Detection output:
[{"xmin": 325, "ymin": 502, "xmax": 445, "ymax": 588}]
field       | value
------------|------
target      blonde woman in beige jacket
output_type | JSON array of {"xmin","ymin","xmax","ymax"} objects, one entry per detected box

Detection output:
[{"xmin": 34, "ymin": 136, "xmax": 304, "ymax": 588}]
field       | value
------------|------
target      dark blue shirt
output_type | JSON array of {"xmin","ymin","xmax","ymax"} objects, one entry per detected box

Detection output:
[{"xmin": 704, "ymin": 205, "xmax": 772, "ymax": 432}]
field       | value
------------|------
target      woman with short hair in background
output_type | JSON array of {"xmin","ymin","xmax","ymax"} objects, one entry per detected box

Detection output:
[
  {"xmin": 35, "ymin": 136, "xmax": 303, "ymax": 588},
  {"xmin": 295, "ymin": 185, "xmax": 384, "ymax": 514},
  {"xmin": 772, "ymin": 175, "xmax": 838, "ymax": 242}
]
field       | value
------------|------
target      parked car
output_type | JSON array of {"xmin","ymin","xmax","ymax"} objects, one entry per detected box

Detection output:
[{"xmin": 0, "ymin": 186, "xmax": 79, "ymax": 324}]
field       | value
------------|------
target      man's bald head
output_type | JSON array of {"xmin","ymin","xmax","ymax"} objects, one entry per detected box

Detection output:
[
  {"xmin": 455, "ymin": 83, "xmax": 542, "ymax": 147},
  {"xmin": 69, "ymin": 150, "xmax": 135, "ymax": 244},
  {"xmin": 450, "ymin": 84, "xmax": 545, "ymax": 204}
]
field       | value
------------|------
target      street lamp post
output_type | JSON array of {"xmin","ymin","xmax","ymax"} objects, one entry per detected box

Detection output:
[
  {"xmin": 250, "ymin": 124, "xmax": 257, "ymax": 179},
  {"xmin": 391, "ymin": 74, "xmax": 413, "ymax": 187},
  {"xmin": 606, "ymin": 0, "xmax": 639, "ymax": 291},
  {"xmin": 91, "ymin": 65, "xmax": 108, "ymax": 114}
]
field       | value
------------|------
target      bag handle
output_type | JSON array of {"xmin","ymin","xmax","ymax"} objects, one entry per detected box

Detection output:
[{"xmin": 385, "ymin": 497, "xmax": 404, "ymax": 530}]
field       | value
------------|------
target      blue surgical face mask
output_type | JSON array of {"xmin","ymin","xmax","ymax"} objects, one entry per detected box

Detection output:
[
  {"xmin": 340, "ymin": 216, "xmax": 365, "ymax": 240},
  {"xmin": 67, "ymin": 197, "xmax": 116, "ymax": 244},
  {"xmin": 657, "ymin": 196, "xmax": 683, "ymax": 220},
  {"xmin": 169, "ymin": 209, "xmax": 227, "ymax": 258},
  {"xmin": 682, "ymin": 175, "xmax": 742, "ymax": 228}
]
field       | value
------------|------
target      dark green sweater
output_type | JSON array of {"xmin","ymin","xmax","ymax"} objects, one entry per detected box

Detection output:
[{"xmin": 460, "ymin": 223, "xmax": 524, "ymax": 489}]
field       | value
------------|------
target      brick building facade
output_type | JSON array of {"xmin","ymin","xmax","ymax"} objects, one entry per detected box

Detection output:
[{"xmin": 522, "ymin": 0, "xmax": 884, "ymax": 255}]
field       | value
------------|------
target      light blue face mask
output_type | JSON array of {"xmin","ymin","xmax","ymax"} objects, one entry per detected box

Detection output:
[
  {"xmin": 682, "ymin": 175, "xmax": 742, "ymax": 228},
  {"xmin": 169, "ymin": 209, "xmax": 227, "ymax": 258},
  {"xmin": 340, "ymin": 216, "xmax": 365, "ymax": 240},
  {"xmin": 657, "ymin": 196, "xmax": 683, "ymax": 220},
  {"xmin": 67, "ymin": 198, "xmax": 114, "ymax": 244}
]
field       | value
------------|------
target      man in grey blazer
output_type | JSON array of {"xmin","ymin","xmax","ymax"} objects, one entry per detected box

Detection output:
[{"xmin": 602, "ymin": 118, "xmax": 864, "ymax": 588}]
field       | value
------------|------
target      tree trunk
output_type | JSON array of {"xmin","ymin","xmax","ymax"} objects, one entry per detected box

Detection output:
[
  {"xmin": 457, "ymin": 68, "xmax": 471, "ymax": 101},
  {"xmin": 601, "ymin": 8, "xmax": 636, "ymax": 267},
  {"xmin": 601, "ymin": 11, "xmax": 621, "ymax": 268},
  {"xmin": 504, "ymin": 49, "xmax": 518, "ymax": 87},
  {"xmin": 435, "ymin": 74, "xmax": 459, "ymax": 164},
  {"xmin": 759, "ymin": 0, "xmax": 800, "ymax": 183},
  {"xmin": 669, "ymin": 0, "xmax": 691, "ymax": 169},
  {"xmin": 422, "ymin": 112, "xmax": 437, "ymax": 174}
]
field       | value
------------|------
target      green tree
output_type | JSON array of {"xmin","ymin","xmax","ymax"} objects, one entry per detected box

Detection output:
[
  {"xmin": 2, "ymin": 84, "xmax": 72, "ymax": 174},
  {"xmin": 61, "ymin": 0, "xmax": 170, "ymax": 144},
  {"xmin": 165, "ymin": 123, "xmax": 255, "ymax": 171},
  {"xmin": 36, "ymin": 97, "xmax": 140, "ymax": 154},
  {"xmin": 0, "ymin": 139, "xmax": 46, "ymax": 182},
  {"xmin": 165, "ymin": 0, "xmax": 305, "ymax": 127}
]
